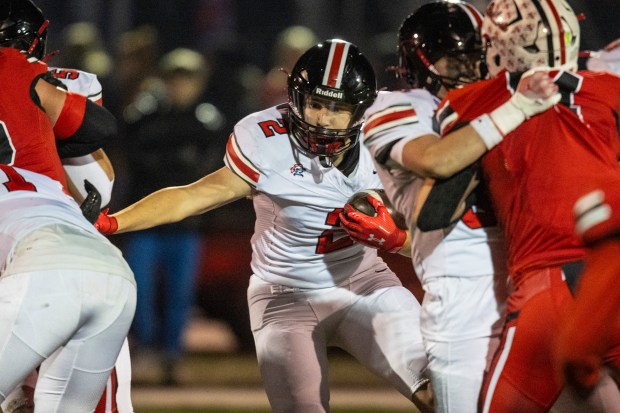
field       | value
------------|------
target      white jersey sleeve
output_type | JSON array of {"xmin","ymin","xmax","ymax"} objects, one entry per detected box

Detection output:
[
  {"xmin": 363, "ymin": 89, "xmax": 439, "ymax": 167},
  {"xmin": 362, "ymin": 90, "xmax": 507, "ymax": 281},
  {"xmin": 48, "ymin": 67, "xmax": 103, "ymax": 103},
  {"xmin": 224, "ymin": 105, "xmax": 385, "ymax": 289},
  {"xmin": 361, "ymin": 89, "xmax": 438, "ymax": 231}
]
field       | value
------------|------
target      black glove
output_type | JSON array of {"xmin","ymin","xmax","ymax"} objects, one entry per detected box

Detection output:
[{"xmin": 80, "ymin": 179, "xmax": 102, "ymax": 224}]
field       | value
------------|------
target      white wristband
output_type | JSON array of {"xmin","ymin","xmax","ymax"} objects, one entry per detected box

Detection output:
[
  {"xmin": 471, "ymin": 92, "xmax": 549, "ymax": 150},
  {"xmin": 470, "ymin": 113, "xmax": 505, "ymax": 150},
  {"xmin": 489, "ymin": 97, "xmax": 527, "ymax": 136}
]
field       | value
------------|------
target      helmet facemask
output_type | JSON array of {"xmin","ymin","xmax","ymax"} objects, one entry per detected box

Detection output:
[
  {"xmin": 400, "ymin": 41, "xmax": 483, "ymax": 95},
  {"xmin": 289, "ymin": 91, "xmax": 367, "ymax": 161}
]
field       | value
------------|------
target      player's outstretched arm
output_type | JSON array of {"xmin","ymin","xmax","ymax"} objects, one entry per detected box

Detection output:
[
  {"xmin": 400, "ymin": 69, "xmax": 560, "ymax": 179},
  {"xmin": 98, "ymin": 166, "xmax": 252, "ymax": 234}
]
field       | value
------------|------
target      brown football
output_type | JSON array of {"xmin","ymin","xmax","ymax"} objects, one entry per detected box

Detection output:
[{"xmin": 346, "ymin": 189, "xmax": 407, "ymax": 229}]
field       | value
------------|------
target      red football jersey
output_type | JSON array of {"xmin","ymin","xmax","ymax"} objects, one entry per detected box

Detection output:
[
  {"xmin": 0, "ymin": 48, "xmax": 66, "ymax": 186},
  {"xmin": 438, "ymin": 70, "xmax": 620, "ymax": 280}
]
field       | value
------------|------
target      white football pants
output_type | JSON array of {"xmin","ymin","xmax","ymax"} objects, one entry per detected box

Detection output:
[
  {"xmin": 0, "ymin": 270, "xmax": 136, "ymax": 413},
  {"xmin": 421, "ymin": 274, "xmax": 507, "ymax": 413},
  {"xmin": 248, "ymin": 262, "xmax": 428, "ymax": 413}
]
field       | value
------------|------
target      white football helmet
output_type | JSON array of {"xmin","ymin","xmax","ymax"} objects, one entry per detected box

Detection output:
[{"xmin": 482, "ymin": 0, "xmax": 580, "ymax": 77}]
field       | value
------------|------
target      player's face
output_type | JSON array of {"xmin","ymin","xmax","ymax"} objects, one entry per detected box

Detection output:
[
  {"xmin": 434, "ymin": 53, "xmax": 481, "ymax": 98},
  {"xmin": 303, "ymin": 96, "xmax": 354, "ymax": 130}
]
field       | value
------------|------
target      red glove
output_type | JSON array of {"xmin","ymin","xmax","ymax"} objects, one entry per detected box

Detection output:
[
  {"xmin": 339, "ymin": 195, "xmax": 407, "ymax": 253},
  {"xmin": 95, "ymin": 208, "xmax": 118, "ymax": 235}
]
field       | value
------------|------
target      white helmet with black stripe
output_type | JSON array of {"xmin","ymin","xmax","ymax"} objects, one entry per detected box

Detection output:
[{"xmin": 482, "ymin": 0, "xmax": 580, "ymax": 77}]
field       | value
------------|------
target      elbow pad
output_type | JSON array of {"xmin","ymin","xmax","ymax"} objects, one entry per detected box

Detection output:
[
  {"xmin": 416, "ymin": 164, "xmax": 478, "ymax": 232},
  {"xmin": 56, "ymin": 97, "xmax": 117, "ymax": 158}
]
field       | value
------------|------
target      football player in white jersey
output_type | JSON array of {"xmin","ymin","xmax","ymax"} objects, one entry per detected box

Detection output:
[
  {"xmin": 337, "ymin": 2, "xmax": 566, "ymax": 412},
  {"xmin": 340, "ymin": 4, "xmax": 509, "ymax": 412},
  {"xmin": 0, "ymin": 2, "xmax": 132, "ymax": 413},
  {"xmin": 50, "ymin": 58, "xmax": 134, "ymax": 413},
  {"xmin": 50, "ymin": 69, "xmax": 133, "ymax": 413},
  {"xmin": 95, "ymin": 39, "xmax": 434, "ymax": 413},
  {"xmin": 0, "ymin": 1, "xmax": 136, "ymax": 410},
  {"xmin": 339, "ymin": 2, "xmax": 620, "ymax": 412}
]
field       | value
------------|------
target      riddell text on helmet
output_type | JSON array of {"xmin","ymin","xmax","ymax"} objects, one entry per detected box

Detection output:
[{"xmin": 314, "ymin": 86, "xmax": 344, "ymax": 100}]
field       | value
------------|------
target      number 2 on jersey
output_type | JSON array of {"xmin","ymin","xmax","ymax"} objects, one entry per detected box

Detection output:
[
  {"xmin": 316, "ymin": 208, "xmax": 354, "ymax": 254},
  {"xmin": 0, "ymin": 165, "xmax": 36, "ymax": 192}
]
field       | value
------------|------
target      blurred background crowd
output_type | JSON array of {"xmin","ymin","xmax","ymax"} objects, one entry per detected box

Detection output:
[{"xmin": 33, "ymin": 0, "xmax": 619, "ymax": 385}]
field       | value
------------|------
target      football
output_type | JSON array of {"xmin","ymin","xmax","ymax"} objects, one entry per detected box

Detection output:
[{"xmin": 346, "ymin": 189, "xmax": 407, "ymax": 229}]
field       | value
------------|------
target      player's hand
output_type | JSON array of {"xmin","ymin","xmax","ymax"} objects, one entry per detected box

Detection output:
[
  {"xmin": 512, "ymin": 68, "xmax": 560, "ymax": 117},
  {"xmin": 339, "ymin": 195, "xmax": 407, "ymax": 253},
  {"xmin": 95, "ymin": 208, "xmax": 118, "ymax": 235},
  {"xmin": 477, "ymin": 67, "xmax": 561, "ymax": 149},
  {"xmin": 80, "ymin": 179, "xmax": 102, "ymax": 224}
]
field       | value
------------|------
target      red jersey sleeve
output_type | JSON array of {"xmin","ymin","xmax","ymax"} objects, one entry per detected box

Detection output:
[
  {"xmin": 436, "ymin": 73, "xmax": 516, "ymax": 135},
  {"xmin": 0, "ymin": 48, "xmax": 65, "ymax": 185}
]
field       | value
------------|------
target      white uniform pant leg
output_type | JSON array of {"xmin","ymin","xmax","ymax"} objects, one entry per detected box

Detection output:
[
  {"xmin": 0, "ymin": 273, "xmax": 50, "ymax": 404},
  {"xmin": 248, "ymin": 276, "xmax": 328, "ymax": 413},
  {"xmin": 420, "ymin": 274, "xmax": 507, "ymax": 413},
  {"xmin": 329, "ymin": 270, "xmax": 428, "ymax": 399},
  {"xmin": 39, "ymin": 337, "xmax": 134, "ymax": 413},
  {"xmin": 424, "ymin": 336, "xmax": 499, "ymax": 413},
  {"xmin": 0, "ymin": 270, "xmax": 136, "ymax": 413},
  {"xmin": 114, "ymin": 338, "xmax": 134, "ymax": 413}
]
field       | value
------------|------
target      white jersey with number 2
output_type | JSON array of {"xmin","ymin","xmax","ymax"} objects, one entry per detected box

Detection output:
[{"xmin": 225, "ymin": 104, "xmax": 384, "ymax": 289}]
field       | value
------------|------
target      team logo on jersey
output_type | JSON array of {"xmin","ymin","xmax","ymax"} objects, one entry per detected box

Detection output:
[{"xmin": 290, "ymin": 163, "xmax": 305, "ymax": 177}]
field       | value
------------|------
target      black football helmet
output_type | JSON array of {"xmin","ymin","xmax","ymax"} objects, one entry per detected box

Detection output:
[
  {"xmin": 397, "ymin": 1, "xmax": 484, "ymax": 95},
  {"xmin": 0, "ymin": 0, "xmax": 48, "ymax": 59},
  {"xmin": 287, "ymin": 39, "xmax": 377, "ymax": 163}
]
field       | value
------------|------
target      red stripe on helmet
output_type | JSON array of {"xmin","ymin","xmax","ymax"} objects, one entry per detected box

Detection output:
[
  {"xmin": 460, "ymin": 3, "xmax": 483, "ymax": 29},
  {"xmin": 325, "ymin": 41, "xmax": 346, "ymax": 88},
  {"xmin": 28, "ymin": 19, "xmax": 48, "ymax": 56}
]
